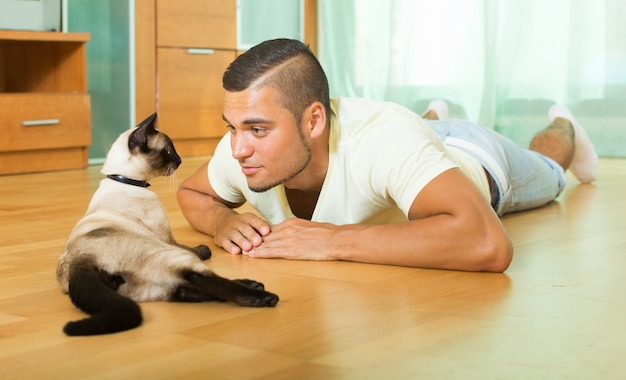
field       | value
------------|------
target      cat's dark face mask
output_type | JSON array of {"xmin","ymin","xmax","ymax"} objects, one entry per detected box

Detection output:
[{"xmin": 130, "ymin": 112, "xmax": 182, "ymax": 177}]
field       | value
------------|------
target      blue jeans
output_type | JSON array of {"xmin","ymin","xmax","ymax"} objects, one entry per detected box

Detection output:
[{"xmin": 426, "ymin": 120, "xmax": 567, "ymax": 215}]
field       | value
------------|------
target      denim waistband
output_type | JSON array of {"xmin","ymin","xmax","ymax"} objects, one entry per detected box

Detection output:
[{"xmin": 485, "ymin": 170, "xmax": 500, "ymax": 210}]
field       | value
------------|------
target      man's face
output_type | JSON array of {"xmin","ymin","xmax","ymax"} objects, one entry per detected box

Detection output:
[{"xmin": 223, "ymin": 85, "xmax": 312, "ymax": 192}]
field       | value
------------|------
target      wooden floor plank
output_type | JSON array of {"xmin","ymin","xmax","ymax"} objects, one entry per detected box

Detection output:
[{"xmin": 0, "ymin": 157, "xmax": 624, "ymax": 379}]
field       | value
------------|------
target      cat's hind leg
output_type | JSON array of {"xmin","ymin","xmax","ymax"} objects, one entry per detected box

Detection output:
[
  {"xmin": 64, "ymin": 255, "xmax": 142, "ymax": 336},
  {"xmin": 172, "ymin": 285, "xmax": 223, "ymax": 302},
  {"xmin": 182, "ymin": 271, "xmax": 279, "ymax": 307},
  {"xmin": 234, "ymin": 279, "xmax": 266, "ymax": 290}
]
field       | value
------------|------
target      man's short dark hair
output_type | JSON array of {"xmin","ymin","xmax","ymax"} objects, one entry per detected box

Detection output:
[{"xmin": 223, "ymin": 38, "xmax": 330, "ymax": 125}]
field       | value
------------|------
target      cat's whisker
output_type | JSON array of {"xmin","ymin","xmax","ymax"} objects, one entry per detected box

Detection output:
[
  {"xmin": 155, "ymin": 166, "xmax": 179, "ymax": 192},
  {"xmin": 168, "ymin": 171, "xmax": 178, "ymax": 192}
]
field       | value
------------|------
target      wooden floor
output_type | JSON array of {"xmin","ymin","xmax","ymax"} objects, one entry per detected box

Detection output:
[{"xmin": 1, "ymin": 156, "xmax": 625, "ymax": 379}]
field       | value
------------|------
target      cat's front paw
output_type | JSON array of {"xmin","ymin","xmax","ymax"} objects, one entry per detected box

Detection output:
[{"xmin": 193, "ymin": 245, "xmax": 212, "ymax": 260}]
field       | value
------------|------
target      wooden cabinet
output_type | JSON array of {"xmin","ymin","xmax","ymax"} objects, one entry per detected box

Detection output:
[
  {"xmin": 157, "ymin": 48, "xmax": 235, "ymax": 139},
  {"xmin": 156, "ymin": 0, "xmax": 236, "ymax": 49},
  {"xmin": 135, "ymin": 0, "xmax": 317, "ymax": 157},
  {"xmin": 155, "ymin": 0, "xmax": 237, "ymax": 156},
  {"xmin": 0, "ymin": 30, "xmax": 91, "ymax": 175}
]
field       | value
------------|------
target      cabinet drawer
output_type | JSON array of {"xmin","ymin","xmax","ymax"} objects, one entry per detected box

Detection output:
[
  {"xmin": 157, "ymin": 47, "xmax": 236, "ymax": 140},
  {"xmin": 0, "ymin": 94, "xmax": 91, "ymax": 152},
  {"xmin": 157, "ymin": 0, "xmax": 236, "ymax": 49}
]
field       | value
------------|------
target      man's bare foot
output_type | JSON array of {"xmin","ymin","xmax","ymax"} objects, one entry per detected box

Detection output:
[
  {"xmin": 421, "ymin": 100, "xmax": 449, "ymax": 121},
  {"xmin": 529, "ymin": 117, "xmax": 575, "ymax": 170},
  {"xmin": 548, "ymin": 105, "xmax": 598, "ymax": 183},
  {"xmin": 421, "ymin": 109, "xmax": 439, "ymax": 120}
]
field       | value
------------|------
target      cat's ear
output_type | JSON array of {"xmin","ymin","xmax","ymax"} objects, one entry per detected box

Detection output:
[
  {"xmin": 136, "ymin": 112, "xmax": 158, "ymax": 133},
  {"xmin": 129, "ymin": 113, "xmax": 158, "ymax": 152}
]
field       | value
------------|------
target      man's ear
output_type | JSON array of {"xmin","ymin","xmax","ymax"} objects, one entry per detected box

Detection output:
[{"xmin": 307, "ymin": 101, "xmax": 327, "ymax": 139}]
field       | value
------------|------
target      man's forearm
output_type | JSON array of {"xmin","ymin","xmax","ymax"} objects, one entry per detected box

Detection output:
[
  {"xmin": 331, "ymin": 216, "xmax": 512, "ymax": 272},
  {"xmin": 177, "ymin": 187, "xmax": 238, "ymax": 237},
  {"xmin": 254, "ymin": 214, "xmax": 512, "ymax": 272}
]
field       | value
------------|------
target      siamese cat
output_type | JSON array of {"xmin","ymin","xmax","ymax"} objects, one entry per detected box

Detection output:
[{"xmin": 56, "ymin": 113, "xmax": 278, "ymax": 336}]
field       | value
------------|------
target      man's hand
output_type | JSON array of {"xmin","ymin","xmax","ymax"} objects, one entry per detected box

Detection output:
[
  {"xmin": 246, "ymin": 218, "xmax": 339, "ymax": 261},
  {"xmin": 215, "ymin": 212, "xmax": 272, "ymax": 254}
]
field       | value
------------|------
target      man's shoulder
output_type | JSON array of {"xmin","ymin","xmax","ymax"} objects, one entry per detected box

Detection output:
[
  {"xmin": 332, "ymin": 97, "xmax": 422, "ymax": 127},
  {"xmin": 331, "ymin": 97, "xmax": 433, "ymax": 145},
  {"xmin": 332, "ymin": 97, "xmax": 406, "ymax": 113}
]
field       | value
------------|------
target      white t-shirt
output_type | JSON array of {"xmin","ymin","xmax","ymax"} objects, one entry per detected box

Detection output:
[{"xmin": 208, "ymin": 97, "xmax": 490, "ymax": 225}]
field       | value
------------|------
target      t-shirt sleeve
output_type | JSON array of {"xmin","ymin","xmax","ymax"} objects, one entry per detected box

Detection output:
[
  {"xmin": 353, "ymin": 117, "xmax": 458, "ymax": 217},
  {"xmin": 207, "ymin": 133, "xmax": 247, "ymax": 205}
]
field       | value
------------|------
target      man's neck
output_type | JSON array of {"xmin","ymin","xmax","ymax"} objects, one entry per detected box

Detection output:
[
  {"xmin": 284, "ymin": 187, "xmax": 320, "ymax": 220},
  {"xmin": 284, "ymin": 126, "xmax": 330, "ymax": 192}
]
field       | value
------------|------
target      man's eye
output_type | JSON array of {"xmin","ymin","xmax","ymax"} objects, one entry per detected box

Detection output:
[
  {"xmin": 252, "ymin": 127, "xmax": 266, "ymax": 136},
  {"xmin": 226, "ymin": 124, "xmax": 235, "ymax": 133}
]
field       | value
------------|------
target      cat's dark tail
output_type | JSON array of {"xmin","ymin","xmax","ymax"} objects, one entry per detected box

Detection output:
[{"xmin": 63, "ymin": 256, "xmax": 142, "ymax": 336}]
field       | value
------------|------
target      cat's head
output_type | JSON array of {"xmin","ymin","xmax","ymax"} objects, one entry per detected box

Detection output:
[{"xmin": 101, "ymin": 113, "xmax": 181, "ymax": 180}]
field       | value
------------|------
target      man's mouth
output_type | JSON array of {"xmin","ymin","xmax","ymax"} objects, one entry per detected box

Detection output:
[{"xmin": 241, "ymin": 166, "xmax": 260, "ymax": 176}]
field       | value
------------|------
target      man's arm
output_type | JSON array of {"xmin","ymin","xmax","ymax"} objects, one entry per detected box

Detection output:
[
  {"xmin": 245, "ymin": 168, "xmax": 513, "ymax": 272},
  {"xmin": 177, "ymin": 161, "xmax": 271, "ymax": 254}
]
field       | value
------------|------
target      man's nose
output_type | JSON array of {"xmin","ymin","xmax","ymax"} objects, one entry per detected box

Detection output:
[{"xmin": 231, "ymin": 134, "xmax": 253, "ymax": 159}]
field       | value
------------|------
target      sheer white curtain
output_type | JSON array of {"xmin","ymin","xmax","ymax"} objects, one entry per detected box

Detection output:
[{"xmin": 318, "ymin": 0, "xmax": 626, "ymax": 157}]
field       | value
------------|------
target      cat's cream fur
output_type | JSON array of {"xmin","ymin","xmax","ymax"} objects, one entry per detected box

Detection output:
[{"xmin": 56, "ymin": 114, "xmax": 278, "ymax": 336}]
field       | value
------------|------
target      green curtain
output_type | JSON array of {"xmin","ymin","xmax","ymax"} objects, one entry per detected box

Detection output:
[
  {"xmin": 319, "ymin": 0, "xmax": 626, "ymax": 157},
  {"xmin": 238, "ymin": 0, "xmax": 303, "ymax": 49}
]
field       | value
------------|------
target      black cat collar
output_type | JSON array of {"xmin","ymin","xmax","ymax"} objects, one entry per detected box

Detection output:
[{"xmin": 106, "ymin": 175, "xmax": 151, "ymax": 188}]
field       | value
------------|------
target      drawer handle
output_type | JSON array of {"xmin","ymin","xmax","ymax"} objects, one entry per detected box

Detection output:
[
  {"xmin": 187, "ymin": 48, "xmax": 215, "ymax": 55},
  {"xmin": 22, "ymin": 119, "xmax": 60, "ymax": 127}
]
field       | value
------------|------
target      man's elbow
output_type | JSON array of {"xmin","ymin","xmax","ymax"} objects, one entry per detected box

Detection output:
[{"xmin": 474, "ymin": 231, "xmax": 513, "ymax": 273}]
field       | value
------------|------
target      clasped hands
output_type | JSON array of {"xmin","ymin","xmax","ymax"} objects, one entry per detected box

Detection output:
[{"xmin": 214, "ymin": 212, "xmax": 339, "ymax": 261}]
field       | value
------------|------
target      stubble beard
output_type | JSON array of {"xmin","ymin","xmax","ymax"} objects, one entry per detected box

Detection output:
[{"xmin": 248, "ymin": 138, "xmax": 312, "ymax": 193}]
